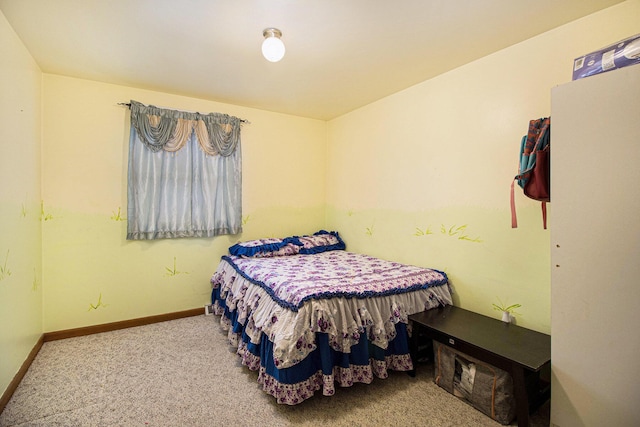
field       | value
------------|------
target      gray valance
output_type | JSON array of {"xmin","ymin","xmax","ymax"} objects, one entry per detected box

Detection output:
[{"xmin": 129, "ymin": 100, "xmax": 241, "ymax": 156}]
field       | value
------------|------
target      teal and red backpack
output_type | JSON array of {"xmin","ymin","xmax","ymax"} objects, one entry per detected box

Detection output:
[{"xmin": 511, "ymin": 117, "xmax": 550, "ymax": 229}]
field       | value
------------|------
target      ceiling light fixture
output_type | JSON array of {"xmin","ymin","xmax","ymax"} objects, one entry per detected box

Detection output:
[{"xmin": 262, "ymin": 28, "xmax": 285, "ymax": 62}]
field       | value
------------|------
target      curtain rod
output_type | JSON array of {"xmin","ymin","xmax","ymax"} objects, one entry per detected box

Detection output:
[{"xmin": 118, "ymin": 102, "xmax": 250, "ymax": 124}]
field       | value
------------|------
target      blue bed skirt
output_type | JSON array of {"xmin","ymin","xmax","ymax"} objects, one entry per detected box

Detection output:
[{"xmin": 211, "ymin": 287, "xmax": 414, "ymax": 405}]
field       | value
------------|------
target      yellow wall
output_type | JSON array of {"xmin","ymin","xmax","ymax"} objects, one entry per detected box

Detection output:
[
  {"xmin": 0, "ymin": 10, "xmax": 43, "ymax": 397},
  {"xmin": 41, "ymin": 76, "xmax": 327, "ymax": 332},
  {"xmin": 326, "ymin": 0, "xmax": 640, "ymax": 334}
]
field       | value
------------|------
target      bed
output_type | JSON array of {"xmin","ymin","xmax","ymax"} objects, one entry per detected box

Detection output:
[{"xmin": 209, "ymin": 230, "xmax": 452, "ymax": 404}]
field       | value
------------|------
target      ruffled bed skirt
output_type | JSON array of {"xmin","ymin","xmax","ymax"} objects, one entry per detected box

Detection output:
[{"xmin": 212, "ymin": 288, "xmax": 414, "ymax": 405}]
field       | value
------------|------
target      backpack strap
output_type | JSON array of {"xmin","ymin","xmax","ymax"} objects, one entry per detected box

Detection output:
[
  {"xmin": 510, "ymin": 180, "xmax": 518, "ymax": 228},
  {"xmin": 511, "ymin": 185, "xmax": 548, "ymax": 229}
]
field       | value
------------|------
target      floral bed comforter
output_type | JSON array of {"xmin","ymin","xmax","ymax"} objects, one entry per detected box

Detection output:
[{"xmin": 210, "ymin": 250, "xmax": 452, "ymax": 369}]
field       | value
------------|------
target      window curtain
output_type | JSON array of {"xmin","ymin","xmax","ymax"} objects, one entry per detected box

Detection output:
[{"xmin": 127, "ymin": 100, "xmax": 242, "ymax": 240}]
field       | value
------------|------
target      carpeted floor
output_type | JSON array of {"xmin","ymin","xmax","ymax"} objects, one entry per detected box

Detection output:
[{"xmin": 0, "ymin": 315, "xmax": 549, "ymax": 426}]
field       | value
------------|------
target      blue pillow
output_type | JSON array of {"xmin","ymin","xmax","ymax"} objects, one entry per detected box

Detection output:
[{"xmin": 228, "ymin": 237, "xmax": 293, "ymax": 257}]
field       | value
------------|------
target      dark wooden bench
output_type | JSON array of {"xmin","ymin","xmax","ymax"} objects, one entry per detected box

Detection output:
[{"xmin": 409, "ymin": 305, "xmax": 550, "ymax": 427}]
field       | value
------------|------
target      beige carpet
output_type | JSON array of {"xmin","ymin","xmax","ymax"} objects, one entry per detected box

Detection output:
[{"xmin": 0, "ymin": 315, "xmax": 549, "ymax": 426}]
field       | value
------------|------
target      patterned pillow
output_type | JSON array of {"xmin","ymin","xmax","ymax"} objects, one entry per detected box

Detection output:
[
  {"xmin": 252, "ymin": 243, "xmax": 300, "ymax": 258},
  {"xmin": 294, "ymin": 230, "xmax": 346, "ymax": 254}
]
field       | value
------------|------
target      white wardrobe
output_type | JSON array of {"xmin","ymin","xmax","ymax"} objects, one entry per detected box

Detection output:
[{"xmin": 550, "ymin": 65, "xmax": 640, "ymax": 426}]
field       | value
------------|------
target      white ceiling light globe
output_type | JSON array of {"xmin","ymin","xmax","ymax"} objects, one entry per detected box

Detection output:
[{"xmin": 262, "ymin": 29, "xmax": 285, "ymax": 62}]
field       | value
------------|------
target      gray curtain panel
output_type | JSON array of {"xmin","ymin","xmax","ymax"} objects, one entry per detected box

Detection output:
[{"xmin": 127, "ymin": 101, "xmax": 242, "ymax": 240}]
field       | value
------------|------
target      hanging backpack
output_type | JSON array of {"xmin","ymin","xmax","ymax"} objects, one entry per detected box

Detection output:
[{"xmin": 511, "ymin": 117, "xmax": 550, "ymax": 229}]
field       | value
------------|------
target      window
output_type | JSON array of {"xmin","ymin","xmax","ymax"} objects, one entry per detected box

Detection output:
[{"xmin": 126, "ymin": 101, "xmax": 243, "ymax": 240}]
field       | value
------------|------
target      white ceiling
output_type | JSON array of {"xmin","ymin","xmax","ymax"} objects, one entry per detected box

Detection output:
[{"xmin": 0, "ymin": 0, "xmax": 624, "ymax": 120}]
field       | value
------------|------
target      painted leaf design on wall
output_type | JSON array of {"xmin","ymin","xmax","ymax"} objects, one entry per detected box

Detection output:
[
  {"xmin": 365, "ymin": 224, "xmax": 374, "ymax": 236},
  {"xmin": 110, "ymin": 207, "xmax": 126, "ymax": 221},
  {"xmin": 32, "ymin": 268, "xmax": 39, "ymax": 290},
  {"xmin": 165, "ymin": 257, "xmax": 189, "ymax": 277},
  {"xmin": 88, "ymin": 293, "xmax": 108, "ymax": 311},
  {"xmin": 440, "ymin": 224, "xmax": 482, "ymax": 243},
  {"xmin": 0, "ymin": 250, "xmax": 11, "ymax": 281},
  {"xmin": 40, "ymin": 200, "xmax": 54, "ymax": 221},
  {"xmin": 414, "ymin": 227, "xmax": 433, "ymax": 236}
]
